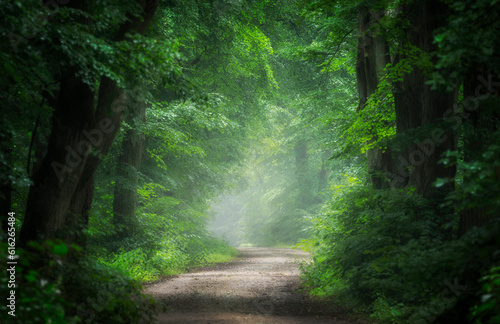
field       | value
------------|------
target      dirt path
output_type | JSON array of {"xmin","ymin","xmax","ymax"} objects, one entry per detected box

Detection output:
[{"xmin": 145, "ymin": 247, "xmax": 363, "ymax": 323}]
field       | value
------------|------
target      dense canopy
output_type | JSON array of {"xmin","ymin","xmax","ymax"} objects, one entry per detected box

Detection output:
[{"xmin": 1, "ymin": 0, "xmax": 499, "ymax": 323}]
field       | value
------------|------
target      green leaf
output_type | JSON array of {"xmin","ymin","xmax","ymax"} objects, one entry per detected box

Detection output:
[
  {"xmin": 434, "ymin": 178, "xmax": 448, "ymax": 188},
  {"xmin": 25, "ymin": 270, "xmax": 38, "ymax": 282},
  {"xmin": 52, "ymin": 243, "xmax": 69, "ymax": 256}
]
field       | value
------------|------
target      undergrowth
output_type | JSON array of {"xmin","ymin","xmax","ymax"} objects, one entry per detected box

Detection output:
[
  {"xmin": 300, "ymin": 176, "xmax": 500, "ymax": 323},
  {"xmin": 0, "ymin": 240, "xmax": 159, "ymax": 324},
  {"xmin": 89, "ymin": 181, "xmax": 239, "ymax": 283},
  {"xmin": 96, "ymin": 237, "xmax": 238, "ymax": 283},
  {"xmin": 0, "ymin": 235, "xmax": 237, "ymax": 324}
]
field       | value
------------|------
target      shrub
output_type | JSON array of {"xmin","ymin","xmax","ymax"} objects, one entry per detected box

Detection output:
[
  {"xmin": 471, "ymin": 265, "xmax": 500, "ymax": 324},
  {"xmin": 0, "ymin": 240, "xmax": 159, "ymax": 324},
  {"xmin": 0, "ymin": 242, "xmax": 67, "ymax": 324},
  {"xmin": 62, "ymin": 255, "xmax": 159, "ymax": 323},
  {"xmin": 302, "ymin": 177, "xmax": 500, "ymax": 323}
]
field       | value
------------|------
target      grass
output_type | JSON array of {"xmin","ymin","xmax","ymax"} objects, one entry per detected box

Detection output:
[
  {"xmin": 97, "ymin": 238, "xmax": 240, "ymax": 283},
  {"xmin": 203, "ymin": 249, "xmax": 239, "ymax": 265}
]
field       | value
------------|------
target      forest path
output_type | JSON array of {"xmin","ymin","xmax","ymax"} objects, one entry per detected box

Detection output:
[{"xmin": 144, "ymin": 247, "xmax": 363, "ymax": 323}]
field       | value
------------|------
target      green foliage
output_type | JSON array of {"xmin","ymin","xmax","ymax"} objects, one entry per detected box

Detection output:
[
  {"xmin": 370, "ymin": 294, "xmax": 409, "ymax": 323},
  {"xmin": 90, "ymin": 177, "xmax": 238, "ymax": 282},
  {"xmin": 61, "ymin": 256, "xmax": 159, "ymax": 323},
  {"xmin": 97, "ymin": 237, "xmax": 238, "ymax": 282},
  {"xmin": 97, "ymin": 243, "xmax": 188, "ymax": 282},
  {"xmin": 159, "ymin": 0, "xmax": 279, "ymax": 99},
  {"xmin": 203, "ymin": 238, "xmax": 240, "ymax": 263},
  {"xmin": 302, "ymin": 176, "xmax": 500, "ymax": 322},
  {"xmin": 343, "ymin": 45, "xmax": 433, "ymax": 154},
  {"xmin": 0, "ymin": 242, "xmax": 67, "ymax": 324},
  {"xmin": 471, "ymin": 265, "xmax": 500, "ymax": 324},
  {"xmin": 4, "ymin": 0, "xmax": 499, "ymax": 323},
  {"xmin": 431, "ymin": 0, "xmax": 500, "ymax": 90},
  {"xmin": 0, "ymin": 240, "xmax": 158, "ymax": 324},
  {"xmin": 302, "ymin": 179, "xmax": 439, "ymax": 299},
  {"xmin": 457, "ymin": 133, "xmax": 500, "ymax": 213}
]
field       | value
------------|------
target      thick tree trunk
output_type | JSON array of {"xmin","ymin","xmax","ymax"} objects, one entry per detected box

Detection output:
[
  {"xmin": 387, "ymin": 0, "xmax": 458, "ymax": 202},
  {"xmin": 356, "ymin": 7, "xmax": 393, "ymax": 189},
  {"xmin": 401, "ymin": 0, "xmax": 457, "ymax": 200},
  {"xmin": 20, "ymin": 76, "xmax": 96, "ymax": 244},
  {"xmin": 19, "ymin": 0, "xmax": 160, "ymax": 246},
  {"xmin": 356, "ymin": 8, "xmax": 378, "ymax": 113},
  {"xmin": 112, "ymin": 100, "xmax": 146, "ymax": 240},
  {"xmin": 458, "ymin": 68, "xmax": 500, "ymax": 236},
  {"xmin": 391, "ymin": 52, "xmax": 424, "ymax": 188},
  {"xmin": 65, "ymin": 176, "xmax": 94, "ymax": 245}
]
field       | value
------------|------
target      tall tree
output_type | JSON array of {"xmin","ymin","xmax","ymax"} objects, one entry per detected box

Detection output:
[
  {"xmin": 19, "ymin": 0, "xmax": 162, "ymax": 245},
  {"xmin": 355, "ymin": 5, "xmax": 393, "ymax": 189},
  {"xmin": 112, "ymin": 99, "xmax": 146, "ymax": 241},
  {"xmin": 427, "ymin": 0, "xmax": 500, "ymax": 236},
  {"xmin": 399, "ymin": 0, "xmax": 457, "ymax": 200}
]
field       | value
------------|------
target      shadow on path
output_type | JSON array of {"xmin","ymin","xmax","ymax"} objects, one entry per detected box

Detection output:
[{"xmin": 144, "ymin": 247, "xmax": 364, "ymax": 323}]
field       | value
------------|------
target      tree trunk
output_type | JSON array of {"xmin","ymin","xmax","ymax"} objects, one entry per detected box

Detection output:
[
  {"xmin": 391, "ymin": 51, "xmax": 424, "ymax": 188},
  {"xmin": 356, "ymin": 7, "xmax": 378, "ymax": 113},
  {"xmin": 19, "ymin": 0, "xmax": 160, "ymax": 246},
  {"xmin": 65, "ymin": 176, "xmax": 94, "ymax": 246},
  {"xmin": 318, "ymin": 149, "xmax": 330, "ymax": 195},
  {"xmin": 295, "ymin": 139, "xmax": 311, "ymax": 207},
  {"xmin": 401, "ymin": 0, "xmax": 457, "ymax": 201},
  {"xmin": 112, "ymin": 100, "xmax": 146, "ymax": 240},
  {"xmin": 356, "ymin": 7, "xmax": 393, "ymax": 189},
  {"xmin": 458, "ymin": 68, "xmax": 500, "ymax": 236},
  {"xmin": 20, "ymin": 76, "xmax": 96, "ymax": 244}
]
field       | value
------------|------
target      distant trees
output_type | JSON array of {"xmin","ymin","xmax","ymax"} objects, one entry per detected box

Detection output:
[
  {"xmin": 86, "ymin": 0, "xmax": 295, "ymax": 252},
  {"xmin": 210, "ymin": 1, "xmax": 358, "ymax": 246}
]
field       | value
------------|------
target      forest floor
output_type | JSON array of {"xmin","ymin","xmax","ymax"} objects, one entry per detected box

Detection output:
[{"xmin": 144, "ymin": 247, "xmax": 368, "ymax": 323}]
